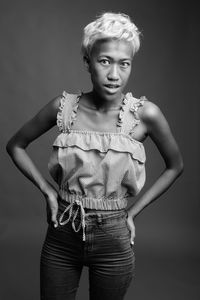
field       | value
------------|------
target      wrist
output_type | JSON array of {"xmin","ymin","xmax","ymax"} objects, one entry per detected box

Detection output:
[
  {"xmin": 39, "ymin": 181, "xmax": 56, "ymax": 197},
  {"xmin": 127, "ymin": 210, "xmax": 137, "ymax": 220}
]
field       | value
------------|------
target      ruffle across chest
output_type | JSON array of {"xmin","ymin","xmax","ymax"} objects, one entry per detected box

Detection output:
[{"xmin": 53, "ymin": 130, "xmax": 146, "ymax": 164}]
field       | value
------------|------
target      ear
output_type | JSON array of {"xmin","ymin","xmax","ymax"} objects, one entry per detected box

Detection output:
[{"xmin": 83, "ymin": 55, "xmax": 90, "ymax": 72}]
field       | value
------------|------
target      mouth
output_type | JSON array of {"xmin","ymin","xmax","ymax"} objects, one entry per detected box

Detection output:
[
  {"xmin": 104, "ymin": 84, "xmax": 120, "ymax": 89},
  {"xmin": 104, "ymin": 84, "xmax": 121, "ymax": 93}
]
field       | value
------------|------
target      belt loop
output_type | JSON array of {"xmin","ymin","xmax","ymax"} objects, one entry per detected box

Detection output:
[{"xmin": 97, "ymin": 214, "xmax": 102, "ymax": 224}]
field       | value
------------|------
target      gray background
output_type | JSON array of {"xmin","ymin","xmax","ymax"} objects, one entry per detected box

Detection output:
[{"xmin": 0, "ymin": 0, "xmax": 199, "ymax": 299}]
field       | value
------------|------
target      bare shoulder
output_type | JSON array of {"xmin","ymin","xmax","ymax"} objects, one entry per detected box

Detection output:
[
  {"xmin": 35, "ymin": 94, "xmax": 63, "ymax": 124},
  {"xmin": 46, "ymin": 94, "xmax": 62, "ymax": 114},
  {"xmin": 137, "ymin": 98, "xmax": 183, "ymax": 172},
  {"xmin": 137, "ymin": 98, "xmax": 171, "ymax": 137},
  {"xmin": 139, "ymin": 99, "xmax": 163, "ymax": 124}
]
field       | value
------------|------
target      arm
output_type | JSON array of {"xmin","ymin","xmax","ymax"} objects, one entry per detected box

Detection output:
[
  {"xmin": 6, "ymin": 96, "xmax": 61, "ymax": 226},
  {"xmin": 127, "ymin": 101, "xmax": 184, "ymax": 243}
]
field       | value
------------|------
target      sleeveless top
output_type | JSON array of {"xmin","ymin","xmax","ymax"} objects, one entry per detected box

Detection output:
[{"xmin": 48, "ymin": 91, "xmax": 147, "ymax": 211}]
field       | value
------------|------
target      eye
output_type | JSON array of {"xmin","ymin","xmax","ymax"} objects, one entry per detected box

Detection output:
[
  {"xmin": 99, "ymin": 59, "xmax": 110, "ymax": 65},
  {"xmin": 120, "ymin": 61, "xmax": 131, "ymax": 68}
]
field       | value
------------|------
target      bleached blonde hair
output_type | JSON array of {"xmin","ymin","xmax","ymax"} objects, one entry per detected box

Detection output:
[{"xmin": 81, "ymin": 12, "xmax": 141, "ymax": 58}]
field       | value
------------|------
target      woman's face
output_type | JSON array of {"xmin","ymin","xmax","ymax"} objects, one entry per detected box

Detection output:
[{"xmin": 87, "ymin": 39, "xmax": 133, "ymax": 102}]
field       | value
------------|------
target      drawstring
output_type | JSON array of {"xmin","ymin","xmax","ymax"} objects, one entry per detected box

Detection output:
[{"xmin": 59, "ymin": 200, "xmax": 86, "ymax": 241}]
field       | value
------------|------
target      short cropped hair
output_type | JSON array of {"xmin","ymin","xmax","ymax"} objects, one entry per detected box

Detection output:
[{"xmin": 81, "ymin": 12, "xmax": 141, "ymax": 58}]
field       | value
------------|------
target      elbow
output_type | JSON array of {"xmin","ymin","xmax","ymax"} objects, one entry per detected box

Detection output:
[
  {"xmin": 177, "ymin": 162, "xmax": 184, "ymax": 177},
  {"xmin": 178, "ymin": 155, "xmax": 184, "ymax": 175},
  {"xmin": 166, "ymin": 158, "xmax": 184, "ymax": 179},
  {"xmin": 6, "ymin": 139, "xmax": 15, "ymax": 157},
  {"xmin": 6, "ymin": 135, "xmax": 28, "ymax": 158},
  {"xmin": 6, "ymin": 139, "xmax": 12, "ymax": 155},
  {"xmin": 174, "ymin": 158, "xmax": 184, "ymax": 178},
  {"xmin": 6, "ymin": 138, "xmax": 23, "ymax": 157}
]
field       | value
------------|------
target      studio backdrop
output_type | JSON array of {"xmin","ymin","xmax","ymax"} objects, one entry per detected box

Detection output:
[{"xmin": 0, "ymin": 0, "xmax": 199, "ymax": 300}]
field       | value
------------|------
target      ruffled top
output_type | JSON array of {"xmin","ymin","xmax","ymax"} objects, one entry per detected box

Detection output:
[{"xmin": 48, "ymin": 91, "xmax": 147, "ymax": 210}]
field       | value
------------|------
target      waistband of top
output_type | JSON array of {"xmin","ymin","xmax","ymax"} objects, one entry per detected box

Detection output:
[
  {"xmin": 58, "ymin": 198, "xmax": 128, "ymax": 220},
  {"xmin": 58, "ymin": 190, "xmax": 128, "ymax": 210}
]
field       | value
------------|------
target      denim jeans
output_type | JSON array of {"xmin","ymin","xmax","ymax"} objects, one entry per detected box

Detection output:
[{"xmin": 40, "ymin": 199, "xmax": 135, "ymax": 300}]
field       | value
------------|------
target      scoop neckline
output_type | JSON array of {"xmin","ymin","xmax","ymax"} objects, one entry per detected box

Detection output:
[
  {"xmin": 72, "ymin": 92, "xmax": 127, "ymax": 133},
  {"xmin": 78, "ymin": 99, "xmax": 123, "ymax": 111},
  {"xmin": 78, "ymin": 92, "xmax": 127, "ymax": 112}
]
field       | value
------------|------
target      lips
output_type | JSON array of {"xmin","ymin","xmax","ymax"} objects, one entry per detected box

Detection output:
[
  {"xmin": 103, "ymin": 84, "xmax": 121, "ymax": 94},
  {"xmin": 104, "ymin": 84, "xmax": 120, "ymax": 89}
]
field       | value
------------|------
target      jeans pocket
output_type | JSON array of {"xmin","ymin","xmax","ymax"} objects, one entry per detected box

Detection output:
[{"xmin": 99, "ymin": 218, "xmax": 130, "ymax": 240}]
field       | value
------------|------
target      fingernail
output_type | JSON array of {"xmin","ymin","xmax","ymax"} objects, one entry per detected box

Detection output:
[
  {"xmin": 131, "ymin": 241, "xmax": 134, "ymax": 245},
  {"xmin": 54, "ymin": 223, "xmax": 57, "ymax": 228}
]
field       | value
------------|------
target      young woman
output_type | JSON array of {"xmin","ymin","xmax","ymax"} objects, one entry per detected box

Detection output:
[{"xmin": 6, "ymin": 12, "xmax": 183, "ymax": 300}]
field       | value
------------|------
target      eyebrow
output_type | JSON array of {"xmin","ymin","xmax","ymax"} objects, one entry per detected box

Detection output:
[{"xmin": 98, "ymin": 55, "xmax": 132, "ymax": 61}]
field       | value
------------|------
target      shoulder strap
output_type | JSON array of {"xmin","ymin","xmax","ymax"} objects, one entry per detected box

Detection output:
[
  {"xmin": 57, "ymin": 91, "xmax": 80, "ymax": 133},
  {"xmin": 121, "ymin": 93, "xmax": 147, "ymax": 134}
]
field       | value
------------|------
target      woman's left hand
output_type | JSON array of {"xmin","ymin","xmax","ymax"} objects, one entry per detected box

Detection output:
[{"xmin": 126, "ymin": 214, "xmax": 135, "ymax": 245}]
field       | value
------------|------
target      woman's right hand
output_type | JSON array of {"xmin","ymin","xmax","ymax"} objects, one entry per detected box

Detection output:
[{"xmin": 43, "ymin": 184, "xmax": 59, "ymax": 227}]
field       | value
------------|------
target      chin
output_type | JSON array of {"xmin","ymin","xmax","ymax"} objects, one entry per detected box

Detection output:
[{"xmin": 106, "ymin": 91, "xmax": 124, "ymax": 101}]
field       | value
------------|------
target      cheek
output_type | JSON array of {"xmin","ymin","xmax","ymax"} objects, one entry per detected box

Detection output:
[
  {"xmin": 90, "ymin": 71, "xmax": 102, "ymax": 86},
  {"xmin": 91, "ymin": 68, "xmax": 105, "ymax": 81},
  {"xmin": 121, "ymin": 71, "xmax": 131, "ymax": 83}
]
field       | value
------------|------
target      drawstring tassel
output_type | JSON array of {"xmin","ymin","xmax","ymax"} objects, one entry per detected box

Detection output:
[{"xmin": 59, "ymin": 200, "xmax": 86, "ymax": 241}]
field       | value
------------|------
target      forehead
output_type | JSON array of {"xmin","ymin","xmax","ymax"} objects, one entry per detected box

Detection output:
[{"xmin": 90, "ymin": 39, "xmax": 133, "ymax": 59}]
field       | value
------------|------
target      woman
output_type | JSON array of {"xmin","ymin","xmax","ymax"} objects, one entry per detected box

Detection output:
[{"xmin": 6, "ymin": 12, "xmax": 183, "ymax": 300}]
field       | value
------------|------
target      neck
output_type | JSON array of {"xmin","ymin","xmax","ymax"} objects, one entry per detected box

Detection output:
[{"xmin": 89, "ymin": 90, "xmax": 124, "ymax": 111}]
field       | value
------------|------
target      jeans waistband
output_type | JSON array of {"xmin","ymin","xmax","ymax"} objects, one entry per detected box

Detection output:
[{"xmin": 58, "ymin": 198, "xmax": 127, "ymax": 241}]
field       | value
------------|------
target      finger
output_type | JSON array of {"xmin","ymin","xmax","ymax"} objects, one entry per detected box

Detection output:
[
  {"xmin": 130, "ymin": 232, "xmax": 135, "ymax": 245},
  {"xmin": 51, "ymin": 211, "xmax": 58, "ymax": 228}
]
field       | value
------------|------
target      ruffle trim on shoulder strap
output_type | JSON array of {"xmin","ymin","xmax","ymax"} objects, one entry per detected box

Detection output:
[
  {"xmin": 116, "ymin": 96, "xmax": 129, "ymax": 128},
  {"xmin": 57, "ymin": 91, "xmax": 82, "ymax": 133},
  {"xmin": 127, "ymin": 93, "xmax": 148, "ymax": 134},
  {"xmin": 129, "ymin": 95, "xmax": 147, "ymax": 114},
  {"xmin": 67, "ymin": 93, "xmax": 81, "ymax": 132},
  {"xmin": 57, "ymin": 91, "xmax": 67, "ymax": 132}
]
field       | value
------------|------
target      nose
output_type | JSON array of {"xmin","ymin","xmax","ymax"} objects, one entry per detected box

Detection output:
[{"xmin": 107, "ymin": 64, "xmax": 119, "ymax": 81}]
